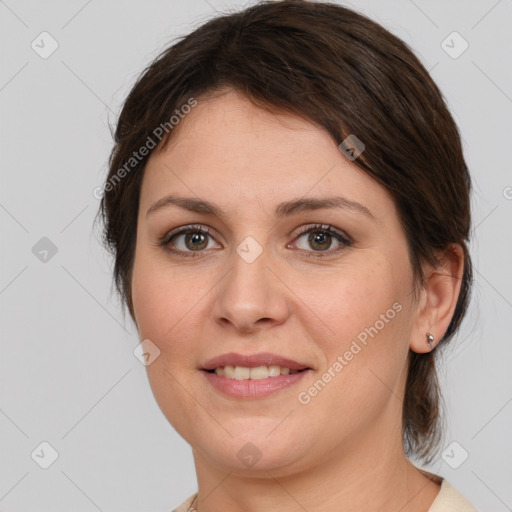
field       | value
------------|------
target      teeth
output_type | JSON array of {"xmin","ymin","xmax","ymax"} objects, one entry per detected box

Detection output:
[
  {"xmin": 234, "ymin": 366, "xmax": 250, "ymax": 380},
  {"xmin": 214, "ymin": 365, "xmax": 299, "ymax": 379},
  {"xmin": 223, "ymin": 366, "xmax": 235, "ymax": 379}
]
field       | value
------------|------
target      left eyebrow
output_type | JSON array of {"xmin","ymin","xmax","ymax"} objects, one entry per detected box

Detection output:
[
  {"xmin": 146, "ymin": 195, "xmax": 376, "ymax": 221},
  {"xmin": 274, "ymin": 196, "xmax": 376, "ymax": 221}
]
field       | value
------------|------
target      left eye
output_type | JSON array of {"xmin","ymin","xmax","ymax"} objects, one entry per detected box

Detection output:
[{"xmin": 291, "ymin": 224, "xmax": 351, "ymax": 255}]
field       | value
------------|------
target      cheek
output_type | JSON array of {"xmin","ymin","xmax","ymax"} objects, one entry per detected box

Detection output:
[
  {"xmin": 297, "ymin": 272, "xmax": 411, "ymax": 434},
  {"xmin": 132, "ymin": 249, "xmax": 197, "ymax": 340},
  {"xmin": 131, "ymin": 251, "xmax": 218, "ymax": 386},
  {"xmin": 300, "ymin": 255, "xmax": 412, "ymax": 398},
  {"xmin": 298, "ymin": 257, "xmax": 403, "ymax": 343},
  {"xmin": 131, "ymin": 254, "xmax": 208, "ymax": 439}
]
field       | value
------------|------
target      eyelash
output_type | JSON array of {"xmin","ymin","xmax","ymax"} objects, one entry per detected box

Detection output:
[{"xmin": 159, "ymin": 223, "xmax": 352, "ymax": 259}]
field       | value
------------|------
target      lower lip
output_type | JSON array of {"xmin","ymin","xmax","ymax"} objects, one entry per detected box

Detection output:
[{"xmin": 202, "ymin": 370, "xmax": 310, "ymax": 399}]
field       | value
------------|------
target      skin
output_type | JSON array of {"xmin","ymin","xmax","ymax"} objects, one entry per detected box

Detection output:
[{"xmin": 131, "ymin": 88, "xmax": 464, "ymax": 512}]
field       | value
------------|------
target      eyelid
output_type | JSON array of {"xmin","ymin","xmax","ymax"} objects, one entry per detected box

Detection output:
[
  {"xmin": 288, "ymin": 223, "xmax": 352, "ymax": 258},
  {"xmin": 292, "ymin": 223, "xmax": 351, "ymax": 243},
  {"xmin": 158, "ymin": 224, "xmax": 220, "ymax": 259},
  {"xmin": 162, "ymin": 224, "xmax": 217, "ymax": 243}
]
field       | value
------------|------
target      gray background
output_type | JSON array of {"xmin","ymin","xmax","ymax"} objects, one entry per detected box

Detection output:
[{"xmin": 1, "ymin": 0, "xmax": 511, "ymax": 510}]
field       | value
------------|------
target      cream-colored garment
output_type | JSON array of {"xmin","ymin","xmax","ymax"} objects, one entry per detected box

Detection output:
[
  {"xmin": 428, "ymin": 478, "xmax": 479, "ymax": 512},
  {"xmin": 172, "ymin": 477, "xmax": 479, "ymax": 511}
]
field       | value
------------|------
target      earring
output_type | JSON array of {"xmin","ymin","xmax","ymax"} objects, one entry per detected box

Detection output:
[{"xmin": 426, "ymin": 333, "xmax": 435, "ymax": 348}]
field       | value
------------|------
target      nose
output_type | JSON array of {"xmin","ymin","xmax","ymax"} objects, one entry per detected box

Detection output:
[{"xmin": 211, "ymin": 242, "xmax": 291, "ymax": 334}]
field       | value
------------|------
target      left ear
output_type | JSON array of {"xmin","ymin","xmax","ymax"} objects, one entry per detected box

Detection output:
[{"xmin": 410, "ymin": 243, "xmax": 465, "ymax": 353}]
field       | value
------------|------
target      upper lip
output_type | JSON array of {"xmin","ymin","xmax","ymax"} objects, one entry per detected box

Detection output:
[{"xmin": 201, "ymin": 352, "xmax": 311, "ymax": 371}]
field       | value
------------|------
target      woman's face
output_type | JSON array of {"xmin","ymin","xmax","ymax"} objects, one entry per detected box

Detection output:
[{"xmin": 131, "ymin": 88, "xmax": 424, "ymax": 475}]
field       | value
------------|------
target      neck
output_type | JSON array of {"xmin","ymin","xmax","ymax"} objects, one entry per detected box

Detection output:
[{"xmin": 190, "ymin": 423, "xmax": 441, "ymax": 512}]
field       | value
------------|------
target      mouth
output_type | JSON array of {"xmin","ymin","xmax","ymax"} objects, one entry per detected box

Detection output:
[
  {"xmin": 204, "ymin": 365, "xmax": 307, "ymax": 380},
  {"xmin": 201, "ymin": 351, "xmax": 311, "ymax": 375},
  {"xmin": 200, "ymin": 352, "xmax": 312, "ymax": 398}
]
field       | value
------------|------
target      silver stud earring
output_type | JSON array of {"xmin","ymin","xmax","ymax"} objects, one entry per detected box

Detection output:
[{"xmin": 426, "ymin": 333, "xmax": 435, "ymax": 348}]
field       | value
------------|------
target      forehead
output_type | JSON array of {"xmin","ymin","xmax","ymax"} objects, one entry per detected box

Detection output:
[{"xmin": 140, "ymin": 89, "xmax": 395, "ymax": 220}]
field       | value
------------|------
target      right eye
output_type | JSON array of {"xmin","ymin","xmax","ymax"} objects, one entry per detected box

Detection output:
[{"xmin": 160, "ymin": 224, "xmax": 221, "ymax": 257}]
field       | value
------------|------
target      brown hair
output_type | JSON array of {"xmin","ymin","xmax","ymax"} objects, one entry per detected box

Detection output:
[{"xmin": 96, "ymin": 0, "xmax": 472, "ymax": 464}]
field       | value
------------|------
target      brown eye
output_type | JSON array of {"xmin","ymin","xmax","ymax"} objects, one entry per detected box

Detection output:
[
  {"xmin": 183, "ymin": 231, "xmax": 209, "ymax": 251},
  {"xmin": 162, "ymin": 225, "xmax": 220, "ymax": 257},
  {"xmin": 307, "ymin": 230, "xmax": 333, "ymax": 251},
  {"xmin": 291, "ymin": 224, "xmax": 351, "ymax": 258}
]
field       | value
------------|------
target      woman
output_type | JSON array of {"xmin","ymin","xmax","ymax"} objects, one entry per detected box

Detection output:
[{"xmin": 97, "ymin": 1, "xmax": 478, "ymax": 510}]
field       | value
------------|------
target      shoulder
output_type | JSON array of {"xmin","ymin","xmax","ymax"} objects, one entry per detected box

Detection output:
[
  {"xmin": 428, "ymin": 478, "xmax": 479, "ymax": 512},
  {"xmin": 172, "ymin": 492, "xmax": 198, "ymax": 512}
]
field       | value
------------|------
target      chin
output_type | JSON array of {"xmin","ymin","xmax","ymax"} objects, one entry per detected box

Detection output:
[{"xmin": 190, "ymin": 422, "xmax": 317, "ymax": 475}]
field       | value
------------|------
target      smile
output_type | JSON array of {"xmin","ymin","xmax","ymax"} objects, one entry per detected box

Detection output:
[{"xmin": 209, "ymin": 365, "xmax": 301, "ymax": 379}]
